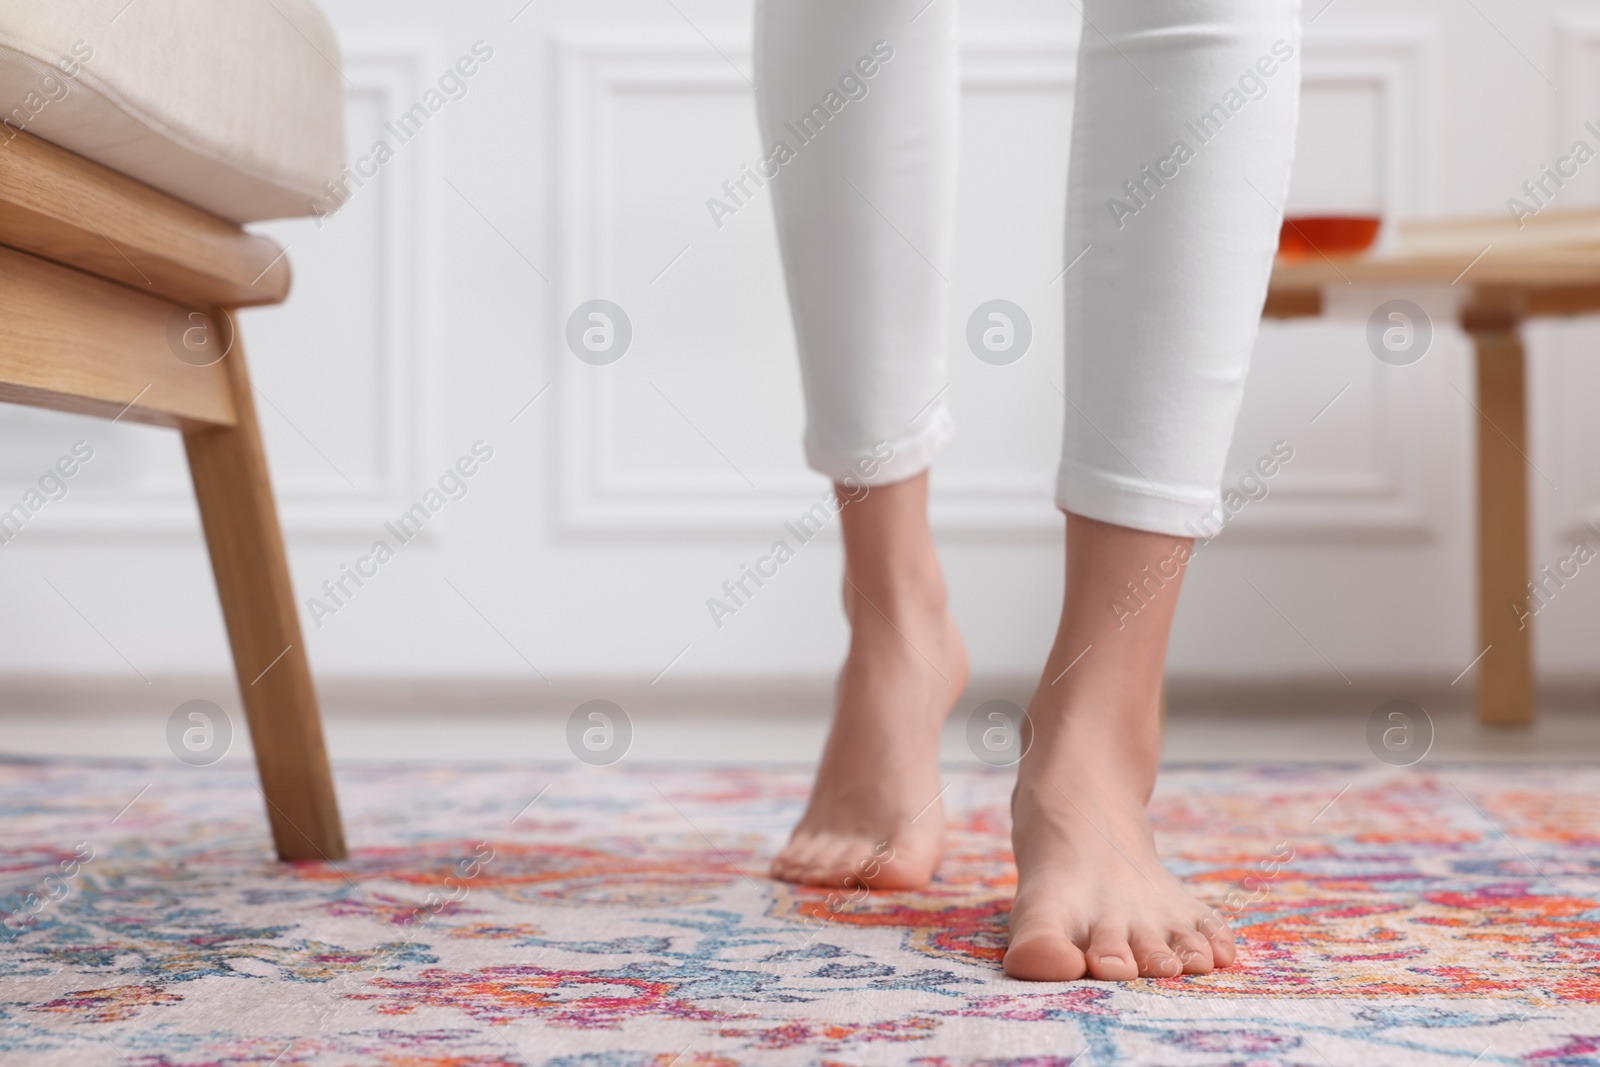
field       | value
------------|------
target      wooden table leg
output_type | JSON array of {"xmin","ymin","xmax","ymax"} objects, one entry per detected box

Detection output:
[
  {"xmin": 183, "ymin": 320, "xmax": 347, "ymax": 860},
  {"xmin": 1465, "ymin": 305, "xmax": 1535, "ymax": 726}
]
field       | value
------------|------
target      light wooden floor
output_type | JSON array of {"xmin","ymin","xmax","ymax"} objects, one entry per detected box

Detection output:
[{"xmin": 3, "ymin": 679, "xmax": 1598, "ymax": 764}]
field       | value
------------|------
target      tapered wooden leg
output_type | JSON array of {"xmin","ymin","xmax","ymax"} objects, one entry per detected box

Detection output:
[
  {"xmin": 183, "ymin": 321, "xmax": 347, "ymax": 860},
  {"xmin": 1467, "ymin": 308, "xmax": 1535, "ymax": 726}
]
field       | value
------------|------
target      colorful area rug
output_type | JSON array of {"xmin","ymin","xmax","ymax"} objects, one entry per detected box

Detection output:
[{"xmin": 2, "ymin": 758, "xmax": 1598, "ymax": 1066}]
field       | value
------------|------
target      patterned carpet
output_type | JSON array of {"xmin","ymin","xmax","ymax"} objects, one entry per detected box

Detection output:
[{"xmin": 2, "ymin": 757, "xmax": 1598, "ymax": 1066}]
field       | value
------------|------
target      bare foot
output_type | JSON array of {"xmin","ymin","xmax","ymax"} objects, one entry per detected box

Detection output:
[
  {"xmin": 1001, "ymin": 512, "xmax": 1235, "ymax": 981},
  {"xmin": 1002, "ymin": 715, "xmax": 1235, "ymax": 980},
  {"xmin": 770, "ymin": 475, "xmax": 967, "ymax": 890}
]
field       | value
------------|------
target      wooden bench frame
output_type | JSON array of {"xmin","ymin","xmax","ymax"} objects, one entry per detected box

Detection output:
[
  {"xmin": 0, "ymin": 127, "xmax": 345, "ymax": 861},
  {"xmin": 1267, "ymin": 210, "xmax": 1600, "ymax": 727}
]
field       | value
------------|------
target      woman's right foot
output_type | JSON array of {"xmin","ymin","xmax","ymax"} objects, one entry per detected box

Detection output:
[{"xmin": 770, "ymin": 564, "xmax": 967, "ymax": 890}]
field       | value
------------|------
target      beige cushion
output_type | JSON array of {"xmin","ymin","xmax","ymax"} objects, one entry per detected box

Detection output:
[{"xmin": 0, "ymin": 0, "xmax": 346, "ymax": 223}]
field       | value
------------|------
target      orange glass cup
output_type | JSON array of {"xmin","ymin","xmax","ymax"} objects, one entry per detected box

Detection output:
[{"xmin": 1278, "ymin": 215, "xmax": 1381, "ymax": 260}]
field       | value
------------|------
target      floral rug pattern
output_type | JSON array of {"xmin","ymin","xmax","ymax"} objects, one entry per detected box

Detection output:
[{"xmin": 2, "ymin": 758, "xmax": 1599, "ymax": 1065}]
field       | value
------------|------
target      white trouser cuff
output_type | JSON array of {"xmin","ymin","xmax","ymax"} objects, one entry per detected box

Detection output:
[
  {"xmin": 806, "ymin": 404, "xmax": 953, "ymax": 487},
  {"xmin": 1056, "ymin": 462, "xmax": 1218, "ymax": 538}
]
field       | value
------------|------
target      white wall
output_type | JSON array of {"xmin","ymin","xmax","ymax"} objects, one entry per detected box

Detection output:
[{"xmin": 0, "ymin": 0, "xmax": 1597, "ymax": 695}]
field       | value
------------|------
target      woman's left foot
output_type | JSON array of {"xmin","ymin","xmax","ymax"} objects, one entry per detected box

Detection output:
[{"xmin": 1003, "ymin": 693, "xmax": 1235, "ymax": 981}]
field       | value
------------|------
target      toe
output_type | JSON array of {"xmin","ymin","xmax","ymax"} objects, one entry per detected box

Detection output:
[
  {"xmin": 1004, "ymin": 929, "xmax": 1088, "ymax": 982},
  {"xmin": 806, "ymin": 841, "xmax": 856, "ymax": 884},
  {"xmin": 1129, "ymin": 928, "xmax": 1181, "ymax": 979},
  {"xmin": 769, "ymin": 843, "xmax": 808, "ymax": 884},
  {"xmin": 775, "ymin": 836, "xmax": 904, "ymax": 890},
  {"xmin": 771, "ymin": 836, "xmax": 833, "ymax": 886},
  {"xmin": 1196, "ymin": 911, "xmax": 1237, "ymax": 967},
  {"xmin": 1169, "ymin": 929, "xmax": 1214, "ymax": 974},
  {"xmin": 1085, "ymin": 924, "xmax": 1138, "ymax": 981},
  {"xmin": 770, "ymin": 859, "xmax": 811, "ymax": 891}
]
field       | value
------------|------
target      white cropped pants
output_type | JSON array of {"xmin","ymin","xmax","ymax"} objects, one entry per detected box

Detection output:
[{"xmin": 753, "ymin": 0, "xmax": 1301, "ymax": 536}]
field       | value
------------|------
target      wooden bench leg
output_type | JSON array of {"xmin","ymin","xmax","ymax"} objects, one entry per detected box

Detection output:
[
  {"xmin": 1467, "ymin": 311, "xmax": 1535, "ymax": 726},
  {"xmin": 183, "ymin": 322, "xmax": 347, "ymax": 860}
]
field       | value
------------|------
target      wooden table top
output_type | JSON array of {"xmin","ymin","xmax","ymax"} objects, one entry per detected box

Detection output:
[{"xmin": 1266, "ymin": 209, "xmax": 1600, "ymax": 319}]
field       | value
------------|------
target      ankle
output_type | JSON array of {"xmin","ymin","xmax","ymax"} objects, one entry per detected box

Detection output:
[
  {"xmin": 843, "ymin": 564, "xmax": 949, "ymax": 624},
  {"xmin": 1020, "ymin": 701, "xmax": 1161, "ymax": 788},
  {"xmin": 1012, "ymin": 749, "xmax": 1157, "ymax": 825}
]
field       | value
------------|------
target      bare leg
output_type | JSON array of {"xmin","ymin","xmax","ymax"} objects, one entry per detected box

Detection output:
[
  {"xmin": 1003, "ymin": 513, "xmax": 1235, "ymax": 981},
  {"xmin": 770, "ymin": 473, "xmax": 968, "ymax": 889}
]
